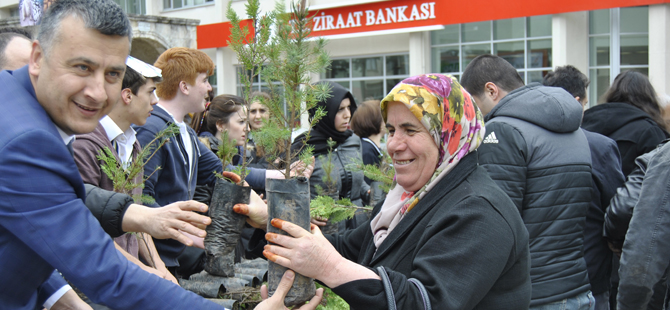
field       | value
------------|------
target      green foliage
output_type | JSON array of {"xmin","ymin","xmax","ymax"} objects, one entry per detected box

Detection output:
[
  {"xmin": 228, "ymin": 0, "xmax": 331, "ymax": 178},
  {"xmin": 216, "ymin": 130, "xmax": 239, "ymax": 170},
  {"xmin": 310, "ymin": 196, "xmax": 366, "ymax": 224},
  {"xmin": 97, "ymin": 124, "xmax": 179, "ymax": 203},
  {"xmin": 310, "ymin": 140, "xmax": 373, "ymax": 223},
  {"xmin": 226, "ymin": 0, "xmax": 275, "ymax": 181},
  {"xmin": 315, "ymin": 283, "xmax": 349, "ymax": 310},
  {"xmin": 351, "ymin": 152, "xmax": 395, "ymax": 194}
]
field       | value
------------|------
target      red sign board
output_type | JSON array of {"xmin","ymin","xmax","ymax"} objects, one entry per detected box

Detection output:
[{"xmin": 198, "ymin": 0, "xmax": 670, "ymax": 49}]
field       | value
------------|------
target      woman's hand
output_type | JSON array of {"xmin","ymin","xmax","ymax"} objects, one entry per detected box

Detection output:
[
  {"xmin": 289, "ymin": 156, "xmax": 315, "ymax": 179},
  {"xmin": 263, "ymin": 219, "xmax": 344, "ymax": 282},
  {"xmin": 233, "ymin": 189, "xmax": 268, "ymax": 230},
  {"xmin": 255, "ymin": 270, "xmax": 324, "ymax": 310},
  {"xmin": 264, "ymin": 219, "xmax": 380, "ymax": 288}
]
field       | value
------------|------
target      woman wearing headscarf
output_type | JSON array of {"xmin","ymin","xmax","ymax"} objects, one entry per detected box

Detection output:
[
  {"xmin": 237, "ymin": 74, "xmax": 531, "ymax": 309},
  {"xmin": 291, "ymin": 81, "xmax": 370, "ymax": 232}
]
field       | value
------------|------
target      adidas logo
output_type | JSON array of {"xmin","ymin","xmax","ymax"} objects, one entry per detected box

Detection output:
[{"xmin": 483, "ymin": 132, "xmax": 499, "ymax": 144}]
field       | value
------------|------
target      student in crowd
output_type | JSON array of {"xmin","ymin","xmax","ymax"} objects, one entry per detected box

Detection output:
[
  {"xmin": 0, "ymin": 0, "xmax": 225, "ymax": 308},
  {"xmin": 236, "ymin": 74, "xmax": 531, "ymax": 309},
  {"xmin": 72, "ymin": 57, "xmax": 178, "ymax": 290},
  {"xmin": 291, "ymin": 81, "xmax": 370, "ymax": 233},
  {"xmin": 192, "ymin": 94, "xmax": 315, "ymax": 195},
  {"xmin": 461, "ymin": 55, "xmax": 594, "ymax": 309},
  {"xmin": 543, "ymin": 65, "xmax": 626, "ymax": 310},
  {"xmin": 135, "ymin": 47, "xmax": 223, "ymax": 279},
  {"xmin": 582, "ymin": 71, "xmax": 670, "ymax": 177},
  {"xmin": 350, "ymin": 99, "xmax": 385, "ymax": 186},
  {"xmin": 245, "ymin": 91, "xmax": 276, "ymax": 170}
]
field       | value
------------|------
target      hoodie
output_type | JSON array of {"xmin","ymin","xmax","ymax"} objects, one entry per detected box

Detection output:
[
  {"xmin": 582, "ymin": 102, "xmax": 669, "ymax": 177},
  {"xmin": 478, "ymin": 83, "xmax": 593, "ymax": 306}
]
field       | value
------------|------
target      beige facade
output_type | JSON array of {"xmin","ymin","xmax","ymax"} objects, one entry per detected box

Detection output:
[{"xmin": 1, "ymin": 0, "xmax": 667, "ymax": 103}]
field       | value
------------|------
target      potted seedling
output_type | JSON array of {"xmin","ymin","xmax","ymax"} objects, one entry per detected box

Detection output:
[
  {"xmin": 203, "ymin": 130, "xmax": 251, "ymax": 277},
  {"xmin": 227, "ymin": 0, "xmax": 330, "ymax": 306},
  {"xmin": 310, "ymin": 140, "xmax": 373, "ymax": 235},
  {"xmin": 97, "ymin": 124, "xmax": 180, "ymax": 270}
]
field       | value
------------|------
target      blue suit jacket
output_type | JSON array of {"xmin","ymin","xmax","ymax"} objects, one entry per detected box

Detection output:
[{"xmin": 0, "ymin": 67, "xmax": 222, "ymax": 309}]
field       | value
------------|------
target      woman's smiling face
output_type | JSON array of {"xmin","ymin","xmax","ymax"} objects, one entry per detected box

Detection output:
[{"xmin": 385, "ymin": 101, "xmax": 439, "ymax": 192}]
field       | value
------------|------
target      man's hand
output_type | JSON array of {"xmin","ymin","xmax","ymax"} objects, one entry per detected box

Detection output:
[
  {"xmin": 233, "ymin": 189, "xmax": 268, "ymax": 230},
  {"xmin": 255, "ymin": 270, "xmax": 323, "ymax": 310},
  {"xmin": 122, "ymin": 201, "xmax": 211, "ymax": 246}
]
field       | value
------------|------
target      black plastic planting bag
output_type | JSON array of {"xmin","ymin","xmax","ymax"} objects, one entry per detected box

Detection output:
[
  {"xmin": 266, "ymin": 177, "xmax": 316, "ymax": 307},
  {"xmin": 204, "ymin": 179, "xmax": 251, "ymax": 277}
]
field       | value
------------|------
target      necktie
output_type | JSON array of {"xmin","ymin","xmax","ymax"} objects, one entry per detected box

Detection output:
[{"xmin": 66, "ymin": 140, "xmax": 74, "ymax": 157}]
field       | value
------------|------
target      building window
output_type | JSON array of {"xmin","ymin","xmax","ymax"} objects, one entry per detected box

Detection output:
[
  {"xmin": 321, "ymin": 54, "xmax": 410, "ymax": 103},
  {"xmin": 208, "ymin": 69, "xmax": 217, "ymax": 96},
  {"xmin": 431, "ymin": 15, "xmax": 552, "ymax": 84},
  {"xmin": 114, "ymin": 0, "xmax": 146, "ymax": 15},
  {"xmin": 163, "ymin": 0, "xmax": 213, "ymax": 10},
  {"xmin": 588, "ymin": 6, "xmax": 649, "ymax": 106},
  {"xmin": 235, "ymin": 66, "xmax": 295, "ymax": 123}
]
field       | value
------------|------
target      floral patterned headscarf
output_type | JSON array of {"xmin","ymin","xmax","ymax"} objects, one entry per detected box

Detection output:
[{"xmin": 370, "ymin": 74, "xmax": 486, "ymax": 248}]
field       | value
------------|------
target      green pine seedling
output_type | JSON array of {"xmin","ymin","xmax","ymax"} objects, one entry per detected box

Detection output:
[{"xmin": 97, "ymin": 123, "xmax": 179, "ymax": 204}]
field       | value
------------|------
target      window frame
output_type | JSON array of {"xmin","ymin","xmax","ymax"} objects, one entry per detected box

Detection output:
[{"xmin": 431, "ymin": 16, "xmax": 553, "ymax": 84}]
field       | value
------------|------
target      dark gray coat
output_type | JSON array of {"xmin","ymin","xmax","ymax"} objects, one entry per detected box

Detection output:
[
  {"xmin": 309, "ymin": 134, "xmax": 370, "ymax": 205},
  {"xmin": 478, "ymin": 83, "xmax": 593, "ymax": 305},
  {"xmin": 329, "ymin": 153, "xmax": 531, "ymax": 309}
]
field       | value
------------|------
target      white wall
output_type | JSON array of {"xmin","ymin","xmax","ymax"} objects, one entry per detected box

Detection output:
[
  {"xmin": 551, "ymin": 11, "xmax": 589, "ymax": 76},
  {"xmin": 649, "ymin": 3, "xmax": 670, "ymax": 96}
]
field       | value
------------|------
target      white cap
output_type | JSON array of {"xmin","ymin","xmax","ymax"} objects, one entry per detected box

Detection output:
[{"xmin": 126, "ymin": 56, "xmax": 162, "ymax": 78}]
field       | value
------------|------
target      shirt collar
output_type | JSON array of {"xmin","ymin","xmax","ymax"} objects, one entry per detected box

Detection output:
[
  {"xmin": 55, "ymin": 125, "xmax": 75, "ymax": 145},
  {"xmin": 99, "ymin": 116, "xmax": 124, "ymax": 142},
  {"xmin": 99, "ymin": 115, "xmax": 137, "ymax": 143}
]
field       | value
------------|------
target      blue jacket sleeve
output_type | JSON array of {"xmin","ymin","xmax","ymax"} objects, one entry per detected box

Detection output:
[
  {"xmin": 197, "ymin": 139, "xmax": 222, "ymax": 187},
  {"xmin": 37, "ymin": 271, "xmax": 68, "ymax": 306},
  {"xmin": 0, "ymin": 130, "xmax": 222, "ymax": 310}
]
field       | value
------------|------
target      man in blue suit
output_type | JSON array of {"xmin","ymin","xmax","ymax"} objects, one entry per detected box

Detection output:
[{"xmin": 0, "ymin": 0, "xmax": 224, "ymax": 308}]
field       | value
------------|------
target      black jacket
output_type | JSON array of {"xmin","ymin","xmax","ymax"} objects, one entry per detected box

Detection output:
[
  {"xmin": 582, "ymin": 102, "xmax": 669, "ymax": 177},
  {"xmin": 616, "ymin": 140, "xmax": 670, "ymax": 309},
  {"xmin": 604, "ymin": 140, "xmax": 669, "ymax": 248},
  {"xmin": 329, "ymin": 153, "xmax": 531, "ymax": 309},
  {"xmin": 478, "ymin": 83, "xmax": 593, "ymax": 305},
  {"xmin": 83, "ymin": 184, "xmax": 133, "ymax": 238}
]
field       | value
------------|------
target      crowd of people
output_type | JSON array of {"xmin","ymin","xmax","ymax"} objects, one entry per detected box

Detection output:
[{"xmin": 2, "ymin": 0, "xmax": 670, "ymax": 309}]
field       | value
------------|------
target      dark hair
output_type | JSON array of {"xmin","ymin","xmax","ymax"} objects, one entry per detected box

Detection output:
[
  {"xmin": 0, "ymin": 32, "xmax": 30, "ymax": 70},
  {"xmin": 0, "ymin": 27, "xmax": 34, "ymax": 39},
  {"xmin": 37, "ymin": 0, "xmax": 132, "ymax": 57},
  {"xmin": 604, "ymin": 71, "xmax": 666, "ymax": 130},
  {"xmin": 460, "ymin": 54, "xmax": 525, "ymax": 97},
  {"xmin": 122, "ymin": 66, "xmax": 162, "ymax": 95},
  {"xmin": 351, "ymin": 100, "xmax": 383, "ymax": 138},
  {"xmin": 194, "ymin": 94, "xmax": 245, "ymax": 136},
  {"xmin": 542, "ymin": 65, "xmax": 590, "ymax": 100}
]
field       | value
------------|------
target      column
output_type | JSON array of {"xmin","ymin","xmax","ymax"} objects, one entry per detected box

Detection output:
[
  {"xmin": 551, "ymin": 12, "xmax": 588, "ymax": 74},
  {"xmin": 216, "ymin": 47, "xmax": 237, "ymax": 95},
  {"xmin": 649, "ymin": 4, "xmax": 670, "ymax": 96},
  {"xmin": 409, "ymin": 31, "xmax": 430, "ymax": 76}
]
